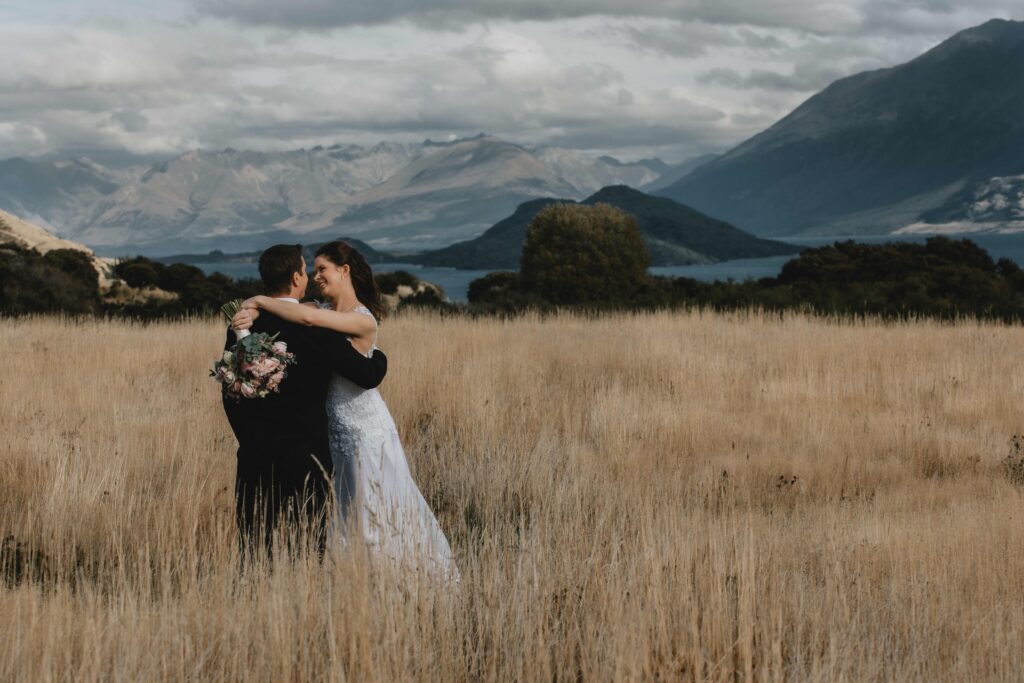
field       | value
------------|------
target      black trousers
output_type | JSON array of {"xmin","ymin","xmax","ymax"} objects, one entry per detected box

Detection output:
[{"xmin": 234, "ymin": 452, "xmax": 332, "ymax": 562}]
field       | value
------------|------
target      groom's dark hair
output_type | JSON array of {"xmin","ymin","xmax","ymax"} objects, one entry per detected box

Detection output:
[{"xmin": 259, "ymin": 244, "xmax": 305, "ymax": 295}]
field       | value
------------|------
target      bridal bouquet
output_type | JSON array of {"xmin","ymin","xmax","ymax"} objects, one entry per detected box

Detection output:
[{"xmin": 211, "ymin": 299, "xmax": 296, "ymax": 400}]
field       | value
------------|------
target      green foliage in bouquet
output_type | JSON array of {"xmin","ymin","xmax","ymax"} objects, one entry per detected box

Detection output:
[{"xmin": 211, "ymin": 313, "xmax": 296, "ymax": 401}]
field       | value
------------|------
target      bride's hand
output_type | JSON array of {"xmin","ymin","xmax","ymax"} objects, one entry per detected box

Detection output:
[
  {"xmin": 241, "ymin": 295, "xmax": 264, "ymax": 311},
  {"xmin": 232, "ymin": 308, "xmax": 259, "ymax": 331}
]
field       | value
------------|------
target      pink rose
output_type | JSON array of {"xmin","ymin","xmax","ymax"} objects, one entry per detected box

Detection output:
[
  {"xmin": 272, "ymin": 341, "xmax": 288, "ymax": 355},
  {"xmin": 232, "ymin": 381, "xmax": 242, "ymax": 394},
  {"xmin": 222, "ymin": 370, "xmax": 236, "ymax": 384},
  {"xmin": 268, "ymin": 371, "xmax": 285, "ymax": 389},
  {"xmin": 240, "ymin": 382, "xmax": 256, "ymax": 398},
  {"xmin": 251, "ymin": 358, "xmax": 276, "ymax": 377},
  {"xmin": 263, "ymin": 358, "xmax": 280, "ymax": 373}
]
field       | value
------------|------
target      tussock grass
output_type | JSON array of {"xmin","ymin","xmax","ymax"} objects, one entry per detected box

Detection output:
[{"xmin": 2, "ymin": 310, "xmax": 1024, "ymax": 681}]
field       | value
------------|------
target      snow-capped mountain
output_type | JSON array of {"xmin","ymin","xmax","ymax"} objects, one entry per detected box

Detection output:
[
  {"xmin": 964, "ymin": 176, "xmax": 1024, "ymax": 222},
  {"xmin": 896, "ymin": 174, "xmax": 1024, "ymax": 234},
  {"xmin": 0, "ymin": 157, "xmax": 121, "ymax": 234},
  {"xmin": 0, "ymin": 135, "xmax": 667, "ymax": 254}
]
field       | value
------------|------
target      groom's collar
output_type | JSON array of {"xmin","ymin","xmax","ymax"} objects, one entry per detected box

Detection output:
[{"xmin": 273, "ymin": 297, "xmax": 300, "ymax": 303}]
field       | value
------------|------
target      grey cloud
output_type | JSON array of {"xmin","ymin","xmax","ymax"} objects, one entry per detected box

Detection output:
[
  {"xmin": 107, "ymin": 109, "xmax": 149, "ymax": 132},
  {"xmin": 10, "ymin": 1, "xmax": 1024, "ymax": 166},
  {"xmin": 698, "ymin": 62, "xmax": 847, "ymax": 92},
  {"xmin": 620, "ymin": 23, "xmax": 736, "ymax": 58},
  {"xmin": 544, "ymin": 121, "xmax": 728, "ymax": 150},
  {"xmin": 193, "ymin": 0, "xmax": 864, "ymax": 35},
  {"xmin": 697, "ymin": 67, "xmax": 746, "ymax": 88},
  {"xmin": 735, "ymin": 28, "xmax": 787, "ymax": 50},
  {"xmin": 0, "ymin": 19, "xmax": 722, "ymax": 159},
  {"xmin": 857, "ymin": 0, "xmax": 1024, "ymax": 36},
  {"xmin": 192, "ymin": 0, "xmax": 1024, "ymax": 44},
  {"xmin": 613, "ymin": 21, "xmax": 788, "ymax": 59}
]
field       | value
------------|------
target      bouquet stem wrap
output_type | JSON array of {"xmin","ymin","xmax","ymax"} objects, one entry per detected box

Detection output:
[
  {"xmin": 211, "ymin": 300, "xmax": 296, "ymax": 400},
  {"xmin": 220, "ymin": 299, "xmax": 250, "ymax": 339}
]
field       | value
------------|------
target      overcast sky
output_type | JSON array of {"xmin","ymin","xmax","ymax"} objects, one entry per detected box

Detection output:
[{"xmin": 2, "ymin": 0, "xmax": 1023, "ymax": 164}]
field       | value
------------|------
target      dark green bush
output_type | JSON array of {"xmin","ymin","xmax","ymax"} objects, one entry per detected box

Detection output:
[
  {"xmin": 157, "ymin": 262, "xmax": 206, "ymax": 292},
  {"xmin": 44, "ymin": 249, "xmax": 99, "ymax": 291},
  {"xmin": 0, "ymin": 245, "xmax": 99, "ymax": 315},
  {"xmin": 467, "ymin": 235, "xmax": 1024, "ymax": 321},
  {"xmin": 375, "ymin": 270, "xmax": 420, "ymax": 295},
  {"xmin": 395, "ymin": 284, "xmax": 454, "ymax": 314},
  {"xmin": 113, "ymin": 257, "xmax": 162, "ymax": 289},
  {"xmin": 520, "ymin": 203, "xmax": 649, "ymax": 306},
  {"xmin": 104, "ymin": 256, "xmax": 262, "ymax": 319}
]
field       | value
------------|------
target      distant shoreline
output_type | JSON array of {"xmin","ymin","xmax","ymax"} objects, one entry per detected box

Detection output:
[{"xmin": 170, "ymin": 232, "xmax": 1024, "ymax": 302}]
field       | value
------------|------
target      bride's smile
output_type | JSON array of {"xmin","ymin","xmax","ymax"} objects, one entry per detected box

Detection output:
[{"xmin": 312, "ymin": 255, "xmax": 351, "ymax": 301}]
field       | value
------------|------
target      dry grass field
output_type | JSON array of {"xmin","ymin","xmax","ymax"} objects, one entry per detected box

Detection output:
[{"xmin": 3, "ymin": 310, "xmax": 1024, "ymax": 681}]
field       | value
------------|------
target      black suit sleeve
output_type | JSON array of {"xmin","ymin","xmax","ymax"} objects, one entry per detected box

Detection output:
[{"xmin": 307, "ymin": 327, "xmax": 388, "ymax": 390}]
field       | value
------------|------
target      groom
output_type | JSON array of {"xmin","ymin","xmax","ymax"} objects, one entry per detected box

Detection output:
[{"xmin": 221, "ymin": 244, "xmax": 387, "ymax": 560}]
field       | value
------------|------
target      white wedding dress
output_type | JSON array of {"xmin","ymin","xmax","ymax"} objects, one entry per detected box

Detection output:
[{"xmin": 323, "ymin": 305, "xmax": 458, "ymax": 580}]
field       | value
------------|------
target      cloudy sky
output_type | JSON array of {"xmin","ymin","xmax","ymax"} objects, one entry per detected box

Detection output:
[{"xmin": 3, "ymin": 0, "xmax": 1023, "ymax": 164}]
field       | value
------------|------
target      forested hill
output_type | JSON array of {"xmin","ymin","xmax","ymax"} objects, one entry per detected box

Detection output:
[{"xmin": 414, "ymin": 185, "xmax": 798, "ymax": 269}]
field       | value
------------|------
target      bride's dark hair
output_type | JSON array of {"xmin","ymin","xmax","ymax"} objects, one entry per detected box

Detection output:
[{"xmin": 314, "ymin": 240, "xmax": 386, "ymax": 321}]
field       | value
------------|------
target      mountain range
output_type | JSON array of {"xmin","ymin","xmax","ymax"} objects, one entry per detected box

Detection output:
[
  {"xmin": 3, "ymin": 18, "xmax": 1023, "ymax": 252},
  {"xmin": 153, "ymin": 186, "xmax": 796, "ymax": 272},
  {"xmin": 658, "ymin": 19, "xmax": 1024, "ymax": 237},
  {"xmin": 0, "ymin": 135, "xmax": 666, "ymax": 255},
  {"xmin": 155, "ymin": 237, "xmax": 395, "ymax": 268}
]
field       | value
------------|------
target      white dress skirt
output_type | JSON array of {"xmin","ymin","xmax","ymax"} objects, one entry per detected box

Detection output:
[{"xmin": 323, "ymin": 305, "xmax": 458, "ymax": 580}]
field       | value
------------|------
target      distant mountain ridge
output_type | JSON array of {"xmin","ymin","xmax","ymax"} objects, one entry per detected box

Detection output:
[
  {"xmin": 0, "ymin": 136, "xmax": 667, "ymax": 255},
  {"xmin": 659, "ymin": 18, "xmax": 1024, "ymax": 237},
  {"xmin": 155, "ymin": 237, "xmax": 396, "ymax": 268},
  {"xmin": 415, "ymin": 186, "xmax": 798, "ymax": 269},
  {"xmin": 641, "ymin": 153, "xmax": 719, "ymax": 193}
]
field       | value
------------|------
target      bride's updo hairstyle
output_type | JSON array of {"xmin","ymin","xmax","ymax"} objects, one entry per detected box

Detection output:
[{"xmin": 315, "ymin": 240, "xmax": 386, "ymax": 321}]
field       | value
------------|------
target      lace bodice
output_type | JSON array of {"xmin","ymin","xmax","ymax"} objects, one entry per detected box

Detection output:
[{"xmin": 322, "ymin": 303, "xmax": 387, "ymax": 460}]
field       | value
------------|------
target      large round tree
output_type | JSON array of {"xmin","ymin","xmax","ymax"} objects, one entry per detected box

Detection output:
[{"xmin": 519, "ymin": 202, "xmax": 650, "ymax": 305}]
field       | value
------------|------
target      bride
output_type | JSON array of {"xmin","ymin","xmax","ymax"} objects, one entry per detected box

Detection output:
[{"xmin": 233, "ymin": 240, "xmax": 458, "ymax": 579}]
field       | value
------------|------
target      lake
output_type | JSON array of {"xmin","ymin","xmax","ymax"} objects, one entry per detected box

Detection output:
[{"xmin": 193, "ymin": 232, "xmax": 1024, "ymax": 303}]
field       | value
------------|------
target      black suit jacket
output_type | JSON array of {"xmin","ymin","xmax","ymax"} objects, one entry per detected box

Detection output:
[{"xmin": 221, "ymin": 309, "xmax": 387, "ymax": 475}]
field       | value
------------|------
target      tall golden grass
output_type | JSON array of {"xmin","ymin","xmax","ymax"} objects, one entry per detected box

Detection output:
[{"xmin": 2, "ymin": 310, "xmax": 1024, "ymax": 681}]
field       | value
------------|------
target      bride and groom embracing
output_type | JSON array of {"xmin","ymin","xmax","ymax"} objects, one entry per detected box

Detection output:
[{"xmin": 220, "ymin": 241, "xmax": 457, "ymax": 579}]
